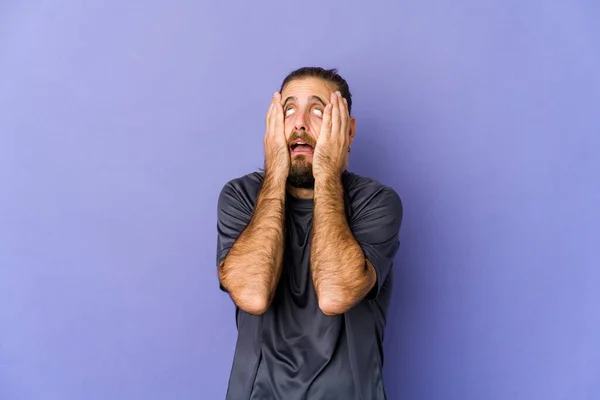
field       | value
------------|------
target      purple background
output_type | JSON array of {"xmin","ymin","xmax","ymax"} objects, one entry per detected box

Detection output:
[{"xmin": 1, "ymin": 1, "xmax": 599, "ymax": 399}]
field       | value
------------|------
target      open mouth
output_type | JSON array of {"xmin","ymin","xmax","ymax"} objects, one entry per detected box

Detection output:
[{"xmin": 289, "ymin": 139, "xmax": 314, "ymax": 154}]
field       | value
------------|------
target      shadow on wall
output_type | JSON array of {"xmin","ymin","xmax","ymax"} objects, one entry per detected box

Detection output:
[
  {"xmin": 348, "ymin": 80, "xmax": 432, "ymax": 397},
  {"xmin": 349, "ymin": 117, "xmax": 391, "ymax": 181}
]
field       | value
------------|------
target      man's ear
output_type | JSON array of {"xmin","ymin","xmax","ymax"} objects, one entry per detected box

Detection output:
[{"xmin": 348, "ymin": 116, "xmax": 357, "ymax": 145}]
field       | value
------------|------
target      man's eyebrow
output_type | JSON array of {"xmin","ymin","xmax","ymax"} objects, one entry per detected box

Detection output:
[
  {"xmin": 283, "ymin": 96, "xmax": 296, "ymax": 108},
  {"xmin": 311, "ymin": 96, "xmax": 326, "ymax": 107},
  {"xmin": 282, "ymin": 95, "xmax": 327, "ymax": 108}
]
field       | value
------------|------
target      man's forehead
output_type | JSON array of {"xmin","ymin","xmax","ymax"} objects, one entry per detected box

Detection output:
[{"xmin": 281, "ymin": 78, "xmax": 335, "ymax": 99}]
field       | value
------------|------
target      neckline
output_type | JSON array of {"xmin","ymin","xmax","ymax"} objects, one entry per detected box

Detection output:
[{"xmin": 286, "ymin": 191, "xmax": 313, "ymax": 210}]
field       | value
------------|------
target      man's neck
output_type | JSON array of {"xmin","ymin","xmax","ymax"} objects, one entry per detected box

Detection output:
[{"xmin": 287, "ymin": 184, "xmax": 314, "ymax": 200}]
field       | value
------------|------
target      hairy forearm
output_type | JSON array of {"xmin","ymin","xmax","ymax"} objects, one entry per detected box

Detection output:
[
  {"xmin": 310, "ymin": 175, "xmax": 375, "ymax": 315},
  {"xmin": 219, "ymin": 173, "xmax": 286, "ymax": 315}
]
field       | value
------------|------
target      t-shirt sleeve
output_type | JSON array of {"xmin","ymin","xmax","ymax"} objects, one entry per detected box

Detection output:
[
  {"xmin": 216, "ymin": 181, "xmax": 254, "ymax": 291},
  {"xmin": 350, "ymin": 186, "xmax": 403, "ymax": 299}
]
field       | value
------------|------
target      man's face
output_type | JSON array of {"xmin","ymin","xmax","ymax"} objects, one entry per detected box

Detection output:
[{"xmin": 280, "ymin": 77, "xmax": 337, "ymax": 189}]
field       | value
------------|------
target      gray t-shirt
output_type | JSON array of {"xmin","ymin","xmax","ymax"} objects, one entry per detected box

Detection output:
[{"xmin": 216, "ymin": 170, "xmax": 403, "ymax": 400}]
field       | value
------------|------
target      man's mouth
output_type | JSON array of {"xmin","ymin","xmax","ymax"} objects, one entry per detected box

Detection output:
[{"xmin": 289, "ymin": 139, "xmax": 314, "ymax": 154}]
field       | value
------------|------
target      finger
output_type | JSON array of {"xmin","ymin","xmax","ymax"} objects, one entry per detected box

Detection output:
[
  {"xmin": 336, "ymin": 92, "xmax": 345, "ymax": 134},
  {"xmin": 266, "ymin": 93, "xmax": 278, "ymax": 135},
  {"xmin": 340, "ymin": 96, "xmax": 349, "ymax": 142},
  {"xmin": 320, "ymin": 102, "xmax": 333, "ymax": 140},
  {"xmin": 266, "ymin": 95, "xmax": 275, "ymax": 123},
  {"xmin": 330, "ymin": 91, "xmax": 340, "ymax": 139},
  {"xmin": 336, "ymin": 92, "xmax": 344, "ymax": 138},
  {"xmin": 274, "ymin": 94, "xmax": 284, "ymax": 136}
]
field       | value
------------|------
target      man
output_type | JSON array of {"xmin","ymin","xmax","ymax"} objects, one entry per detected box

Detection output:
[{"xmin": 216, "ymin": 67, "xmax": 403, "ymax": 400}]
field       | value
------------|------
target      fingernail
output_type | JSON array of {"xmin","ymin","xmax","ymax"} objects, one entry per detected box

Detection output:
[
  {"xmin": 343, "ymin": 98, "xmax": 347, "ymax": 104},
  {"xmin": 336, "ymin": 91, "xmax": 341, "ymax": 97}
]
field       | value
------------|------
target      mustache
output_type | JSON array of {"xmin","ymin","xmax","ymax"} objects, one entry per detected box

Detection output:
[{"xmin": 287, "ymin": 131, "xmax": 316, "ymax": 148}]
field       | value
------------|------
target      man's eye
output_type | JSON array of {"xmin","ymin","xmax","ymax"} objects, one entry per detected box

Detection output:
[
  {"xmin": 313, "ymin": 108, "xmax": 323, "ymax": 117},
  {"xmin": 285, "ymin": 108, "xmax": 295, "ymax": 116}
]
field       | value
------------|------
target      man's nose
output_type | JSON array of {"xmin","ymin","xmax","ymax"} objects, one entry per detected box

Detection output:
[{"xmin": 293, "ymin": 110, "xmax": 308, "ymax": 131}]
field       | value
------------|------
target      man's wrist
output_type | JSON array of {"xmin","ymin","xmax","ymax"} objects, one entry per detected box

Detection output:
[
  {"xmin": 315, "ymin": 171, "xmax": 342, "ymax": 188},
  {"xmin": 314, "ymin": 172, "xmax": 344, "ymax": 210},
  {"xmin": 262, "ymin": 168, "xmax": 288, "ymax": 194}
]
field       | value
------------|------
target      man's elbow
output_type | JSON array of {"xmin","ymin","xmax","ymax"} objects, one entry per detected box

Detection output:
[
  {"xmin": 239, "ymin": 294, "xmax": 269, "ymax": 315},
  {"xmin": 317, "ymin": 294, "xmax": 353, "ymax": 316},
  {"xmin": 231, "ymin": 289, "xmax": 270, "ymax": 315},
  {"xmin": 317, "ymin": 273, "xmax": 376, "ymax": 316},
  {"xmin": 219, "ymin": 265, "xmax": 270, "ymax": 315}
]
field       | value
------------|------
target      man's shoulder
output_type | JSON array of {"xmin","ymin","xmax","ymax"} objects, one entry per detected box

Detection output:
[
  {"xmin": 218, "ymin": 170, "xmax": 265, "ymax": 209},
  {"xmin": 220, "ymin": 170, "xmax": 265, "ymax": 195},
  {"xmin": 343, "ymin": 171, "xmax": 402, "ymax": 210}
]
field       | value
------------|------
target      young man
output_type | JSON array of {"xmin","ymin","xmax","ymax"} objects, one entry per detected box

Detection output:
[{"xmin": 216, "ymin": 67, "xmax": 403, "ymax": 400}]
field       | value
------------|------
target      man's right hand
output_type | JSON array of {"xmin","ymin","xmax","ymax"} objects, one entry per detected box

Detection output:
[{"xmin": 263, "ymin": 92, "xmax": 289, "ymax": 181}]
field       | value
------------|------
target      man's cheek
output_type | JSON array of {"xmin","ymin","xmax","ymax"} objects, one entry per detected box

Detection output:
[
  {"xmin": 284, "ymin": 121, "xmax": 293, "ymax": 132},
  {"xmin": 284, "ymin": 123, "xmax": 294, "ymax": 139},
  {"xmin": 311, "ymin": 119, "xmax": 322, "ymax": 135}
]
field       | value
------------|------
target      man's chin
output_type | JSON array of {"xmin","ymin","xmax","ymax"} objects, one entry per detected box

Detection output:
[
  {"xmin": 287, "ymin": 161, "xmax": 314, "ymax": 189},
  {"xmin": 291, "ymin": 153, "xmax": 313, "ymax": 163},
  {"xmin": 287, "ymin": 175, "xmax": 315, "ymax": 189}
]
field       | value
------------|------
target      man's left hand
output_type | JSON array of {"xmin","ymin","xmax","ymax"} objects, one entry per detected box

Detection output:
[{"xmin": 313, "ymin": 91, "xmax": 351, "ymax": 181}]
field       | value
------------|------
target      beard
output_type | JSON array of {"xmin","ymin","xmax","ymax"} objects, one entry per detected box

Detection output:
[
  {"xmin": 287, "ymin": 155, "xmax": 314, "ymax": 189},
  {"xmin": 286, "ymin": 130, "xmax": 316, "ymax": 189}
]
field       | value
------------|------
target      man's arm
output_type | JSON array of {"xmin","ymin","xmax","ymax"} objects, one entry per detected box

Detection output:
[
  {"xmin": 217, "ymin": 92, "xmax": 289, "ymax": 315},
  {"xmin": 218, "ymin": 173, "xmax": 287, "ymax": 315},
  {"xmin": 310, "ymin": 91, "xmax": 402, "ymax": 316},
  {"xmin": 311, "ymin": 177, "xmax": 403, "ymax": 316},
  {"xmin": 310, "ymin": 175, "xmax": 374, "ymax": 316}
]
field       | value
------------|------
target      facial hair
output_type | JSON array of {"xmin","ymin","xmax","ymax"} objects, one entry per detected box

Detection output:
[{"xmin": 287, "ymin": 131, "xmax": 316, "ymax": 189}]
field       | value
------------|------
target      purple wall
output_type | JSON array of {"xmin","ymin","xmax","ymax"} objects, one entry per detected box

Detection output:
[{"xmin": 1, "ymin": 1, "xmax": 599, "ymax": 399}]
